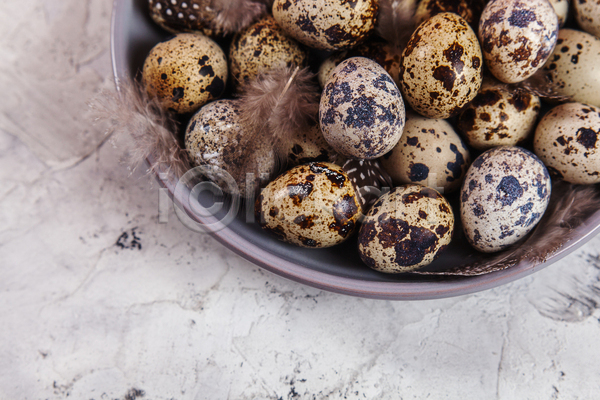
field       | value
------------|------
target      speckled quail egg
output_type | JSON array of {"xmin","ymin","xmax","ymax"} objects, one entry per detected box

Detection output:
[
  {"xmin": 148, "ymin": 0, "xmax": 221, "ymax": 36},
  {"xmin": 400, "ymin": 12, "xmax": 483, "ymax": 119},
  {"xmin": 574, "ymin": 0, "xmax": 600, "ymax": 38},
  {"xmin": 415, "ymin": 0, "xmax": 488, "ymax": 27},
  {"xmin": 142, "ymin": 33, "xmax": 227, "ymax": 114},
  {"xmin": 461, "ymin": 146, "xmax": 551, "ymax": 253},
  {"xmin": 380, "ymin": 113, "xmax": 471, "ymax": 193},
  {"xmin": 479, "ymin": 0, "xmax": 559, "ymax": 84},
  {"xmin": 319, "ymin": 57, "xmax": 405, "ymax": 160},
  {"xmin": 542, "ymin": 29, "xmax": 600, "ymax": 108},
  {"xmin": 271, "ymin": 0, "xmax": 378, "ymax": 51},
  {"xmin": 358, "ymin": 184, "xmax": 454, "ymax": 273},
  {"xmin": 318, "ymin": 41, "xmax": 403, "ymax": 88},
  {"xmin": 255, "ymin": 162, "xmax": 362, "ymax": 248},
  {"xmin": 286, "ymin": 122, "xmax": 340, "ymax": 167},
  {"xmin": 185, "ymin": 99, "xmax": 275, "ymax": 197},
  {"xmin": 533, "ymin": 102, "xmax": 600, "ymax": 184},
  {"xmin": 229, "ymin": 15, "xmax": 308, "ymax": 86},
  {"xmin": 548, "ymin": 0, "xmax": 569, "ymax": 27},
  {"xmin": 456, "ymin": 79, "xmax": 541, "ymax": 150}
]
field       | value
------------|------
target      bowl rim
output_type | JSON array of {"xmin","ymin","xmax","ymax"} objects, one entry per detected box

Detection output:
[{"xmin": 110, "ymin": 0, "xmax": 600, "ymax": 300}]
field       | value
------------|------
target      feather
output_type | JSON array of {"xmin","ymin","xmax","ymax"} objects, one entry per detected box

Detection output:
[
  {"xmin": 507, "ymin": 69, "xmax": 571, "ymax": 103},
  {"xmin": 414, "ymin": 182, "xmax": 600, "ymax": 276},
  {"xmin": 210, "ymin": 0, "xmax": 270, "ymax": 35},
  {"xmin": 236, "ymin": 66, "xmax": 321, "ymax": 173},
  {"xmin": 343, "ymin": 159, "xmax": 393, "ymax": 212},
  {"xmin": 375, "ymin": 0, "xmax": 417, "ymax": 49},
  {"xmin": 91, "ymin": 78, "xmax": 190, "ymax": 178}
]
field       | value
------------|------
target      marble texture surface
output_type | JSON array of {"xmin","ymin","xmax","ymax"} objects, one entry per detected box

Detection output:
[{"xmin": 2, "ymin": 0, "xmax": 600, "ymax": 399}]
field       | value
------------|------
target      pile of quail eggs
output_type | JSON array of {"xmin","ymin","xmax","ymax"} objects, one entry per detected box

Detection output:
[{"xmin": 142, "ymin": 0, "xmax": 600, "ymax": 274}]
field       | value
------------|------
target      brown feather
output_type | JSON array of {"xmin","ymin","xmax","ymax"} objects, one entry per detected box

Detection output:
[
  {"xmin": 507, "ymin": 69, "xmax": 571, "ymax": 103},
  {"xmin": 210, "ymin": 0, "xmax": 270, "ymax": 35},
  {"xmin": 375, "ymin": 0, "xmax": 417, "ymax": 49},
  {"xmin": 236, "ymin": 66, "xmax": 320, "ymax": 173},
  {"xmin": 414, "ymin": 182, "xmax": 600, "ymax": 276},
  {"xmin": 91, "ymin": 78, "xmax": 190, "ymax": 178}
]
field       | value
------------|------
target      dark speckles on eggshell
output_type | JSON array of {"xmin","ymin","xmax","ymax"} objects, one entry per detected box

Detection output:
[{"xmin": 461, "ymin": 146, "xmax": 551, "ymax": 253}]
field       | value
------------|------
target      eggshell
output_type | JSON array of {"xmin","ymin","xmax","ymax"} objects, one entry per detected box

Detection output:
[
  {"xmin": 286, "ymin": 123, "xmax": 340, "ymax": 167},
  {"xmin": 184, "ymin": 99, "xmax": 275, "ymax": 197},
  {"xmin": 142, "ymin": 33, "xmax": 227, "ymax": 114},
  {"xmin": 255, "ymin": 162, "xmax": 362, "ymax": 248},
  {"xmin": 456, "ymin": 79, "xmax": 541, "ymax": 150},
  {"xmin": 318, "ymin": 41, "xmax": 402, "ymax": 88},
  {"xmin": 541, "ymin": 29, "xmax": 600, "ymax": 108},
  {"xmin": 358, "ymin": 185, "xmax": 454, "ymax": 273},
  {"xmin": 319, "ymin": 57, "xmax": 405, "ymax": 160},
  {"xmin": 533, "ymin": 102, "xmax": 600, "ymax": 184},
  {"xmin": 574, "ymin": 0, "xmax": 600, "ymax": 38},
  {"xmin": 461, "ymin": 147, "xmax": 551, "ymax": 253},
  {"xmin": 415, "ymin": 0, "xmax": 488, "ymax": 27},
  {"xmin": 548, "ymin": 0, "xmax": 569, "ymax": 27},
  {"xmin": 380, "ymin": 113, "xmax": 471, "ymax": 193},
  {"xmin": 271, "ymin": 0, "xmax": 378, "ymax": 51},
  {"xmin": 479, "ymin": 0, "xmax": 558, "ymax": 84},
  {"xmin": 400, "ymin": 12, "xmax": 483, "ymax": 119},
  {"xmin": 229, "ymin": 16, "xmax": 308, "ymax": 85}
]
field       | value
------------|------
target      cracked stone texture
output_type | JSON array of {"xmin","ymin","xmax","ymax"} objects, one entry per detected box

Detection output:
[{"xmin": 2, "ymin": 0, "xmax": 600, "ymax": 399}]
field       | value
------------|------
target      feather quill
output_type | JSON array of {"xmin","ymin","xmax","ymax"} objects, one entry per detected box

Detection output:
[
  {"xmin": 414, "ymin": 182, "xmax": 600, "ymax": 276},
  {"xmin": 237, "ymin": 66, "xmax": 321, "ymax": 173},
  {"xmin": 209, "ymin": 0, "xmax": 271, "ymax": 35},
  {"xmin": 91, "ymin": 78, "xmax": 190, "ymax": 178},
  {"xmin": 375, "ymin": 0, "xmax": 417, "ymax": 49}
]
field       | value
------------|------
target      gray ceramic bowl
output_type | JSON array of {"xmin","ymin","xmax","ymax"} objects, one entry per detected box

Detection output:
[{"xmin": 111, "ymin": 0, "xmax": 600, "ymax": 300}]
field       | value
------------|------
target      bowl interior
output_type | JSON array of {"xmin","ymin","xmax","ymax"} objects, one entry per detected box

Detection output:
[{"xmin": 111, "ymin": 0, "xmax": 600, "ymax": 300}]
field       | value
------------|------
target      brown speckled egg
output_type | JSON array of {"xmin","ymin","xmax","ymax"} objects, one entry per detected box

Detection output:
[
  {"xmin": 358, "ymin": 185, "xmax": 454, "ymax": 273},
  {"xmin": 574, "ymin": 0, "xmax": 600, "ymax": 38},
  {"xmin": 479, "ymin": 0, "xmax": 558, "ymax": 84},
  {"xmin": 549, "ymin": 0, "xmax": 569, "ymax": 27},
  {"xmin": 286, "ymin": 123, "xmax": 340, "ymax": 167},
  {"xmin": 229, "ymin": 16, "xmax": 308, "ymax": 86},
  {"xmin": 142, "ymin": 33, "xmax": 227, "ymax": 114},
  {"xmin": 415, "ymin": 0, "xmax": 488, "ymax": 27},
  {"xmin": 319, "ymin": 57, "xmax": 405, "ymax": 160},
  {"xmin": 380, "ymin": 113, "xmax": 471, "ymax": 193},
  {"xmin": 318, "ymin": 41, "xmax": 403, "ymax": 88},
  {"xmin": 533, "ymin": 102, "xmax": 600, "ymax": 184},
  {"xmin": 542, "ymin": 29, "xmax": 600, "ymax": 108},
  {"xmin": 255, "ymin": 162, "xmax": 361, "ymax": 248},
  {"xmin": 400, "ymin": 12, "xmax": 483, "ymax": 119},
  {"xmin": 272, "ymin": 0, "xmax": 378, "ymax": 51},
  {"xmin": 456, "ymin": 79, "xmax": 541, "ymax": 150},
  {"xmin": 185, "ymin": 99, "xmax": 275, "ymax": 197},
  {"xmin": 461, "ymin": 147, "xmax": 551, "ymax": 253},
  {"xmin": 148, "ymin": 0, "xmax": 220, "ymax": 36}
]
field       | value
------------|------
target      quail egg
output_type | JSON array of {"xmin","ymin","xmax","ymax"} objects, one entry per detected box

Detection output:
[
  {"xmin": 548, "ymin": 0, "xmax": 569, "ymax": 27},
  {"xmin": 185, "ymin": 99, "xmax": 275, "ymax": 197},
  {"xmin": 380, "ymin": 112, "xmax": 471, "ymax": 193},
  {"xmin": 286, "ymin": 122, "xmax": 340, "ymax": 167},
  {"xmin": 574, "ymin": 0, "xmax": 600, "ymax": 38},
  {"xmin": 456, "ymin": 79, "xmax": 541, "ymax": 150},
  {"xmin": 479, "ymin": 0, "xmax": 559, "ymax": 84},
  {"xmin": 358, "ymin": 184, "xmax": 454, "ymax": 273},
  {"xmin": 320, "ymin": 57, "xmax": 406, "ymax": 160},
  {"xmin": 534, "ymin": 102, "xmax": 600, "ymax": 184},
  {"xmin": 542, "ymin": 29, "xmax": 600, "ymax": 108},
  {"xmin": 272, "ymin": 0, "xmax": 378, "ymax": 50},
  {"xmin": 461, "ymin": 146, "xmax": 552, "ymax": 253},
  {"xmin": 400, "ymin": 12, "xmax": 483, "ymax": 119},
  {"xmin": 142, "ymin": 33, "xmax": 227, "ymax": 114},
  {"xmin": 229, "ymin": 15, "xmax": 309, "ymax": 86},
  {"xmin": 255, "ymin": 162, "xmax": 362, "ymax": 248}
]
